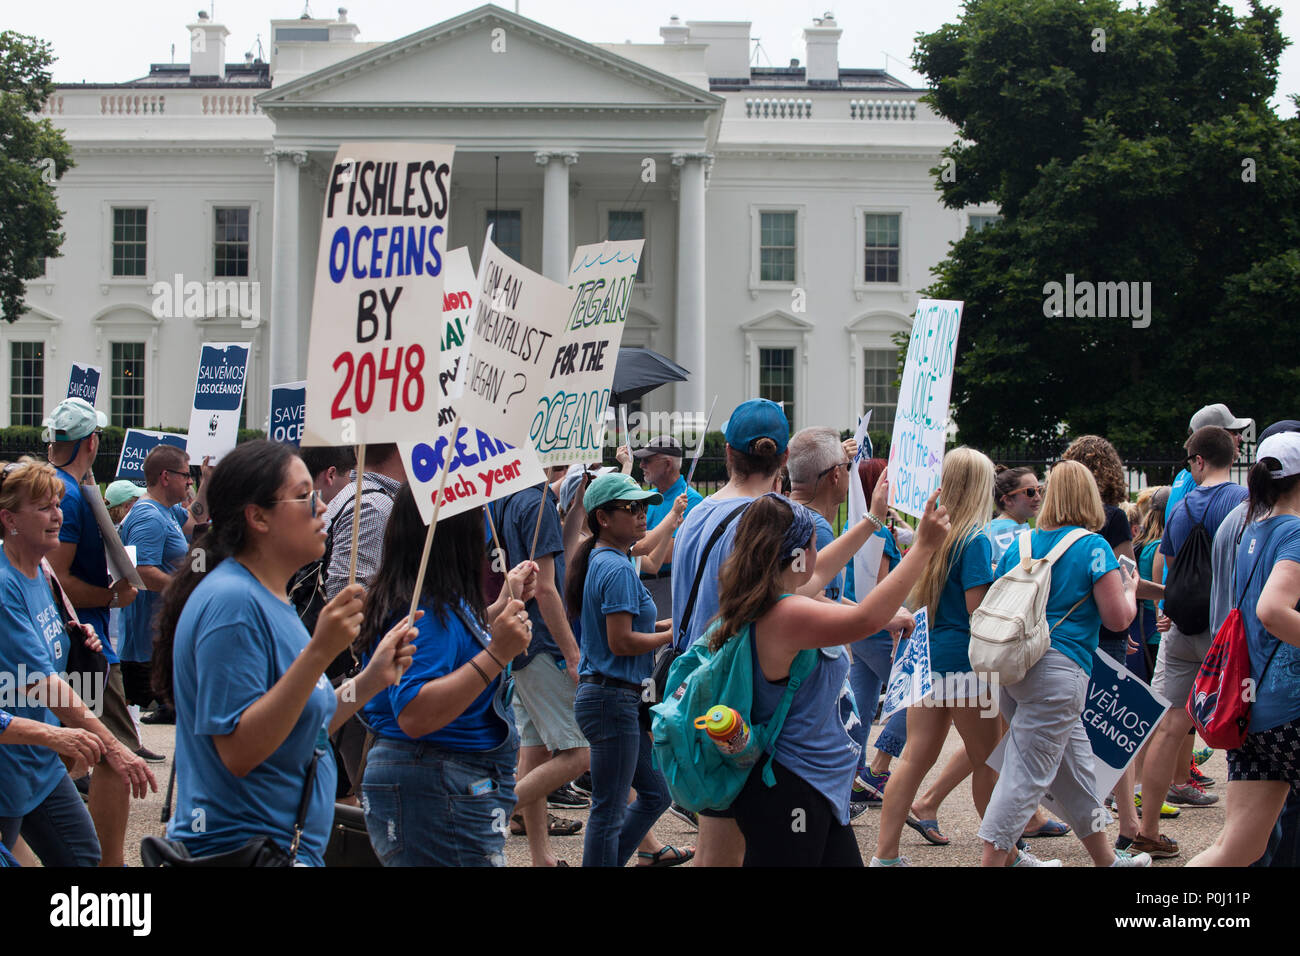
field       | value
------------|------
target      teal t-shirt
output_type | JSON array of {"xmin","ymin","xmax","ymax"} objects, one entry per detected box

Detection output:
[
  {"xmin": 985, "ymin": 518, "xmax": 1030, "ymax": 569},
  {"xmin": 997, "ymin": 527, "xmax": 1118, "ymax": 676},
  {"xmin": 928, "ymin": 529, "xmax": 995, "ymax": 674}
]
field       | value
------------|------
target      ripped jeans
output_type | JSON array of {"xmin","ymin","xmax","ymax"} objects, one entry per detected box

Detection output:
[{"xmin": 362, "ymin": 734, "xmax": 518, "ymax": 867}]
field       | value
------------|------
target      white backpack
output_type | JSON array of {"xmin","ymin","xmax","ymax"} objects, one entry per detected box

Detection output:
[{"xmin": 968, "ymin": 528, "xmax": 1091, "ymax": 686}]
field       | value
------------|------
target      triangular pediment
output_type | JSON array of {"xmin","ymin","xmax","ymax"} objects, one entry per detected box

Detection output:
[
  {"xmin": 740, "ymin": 310, "xmax": 815, "ymax": 333},
  {"xmin": 261, "ymin": 5, "xmax": 722, "ymax": 112}
]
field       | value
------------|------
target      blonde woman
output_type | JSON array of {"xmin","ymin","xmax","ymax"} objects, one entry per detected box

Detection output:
[
  {"xmin": 873, "ymin": 447, "xmax": 1009, "ymax": 866},
  {"xmin": 979, "ymin": 461, "xmax": 1147, "ymax": 866}
]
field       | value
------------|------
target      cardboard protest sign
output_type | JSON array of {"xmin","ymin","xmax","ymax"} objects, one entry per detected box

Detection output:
[
  {"xmin": 434, "ymin": 247, "xmax": 476, "ymax": 427},
  {"xmin": 457, "ymin": 234, "xmax": 574, "ymax": 449},
  {"xmin": 846, "ymin": 412, "xmax": 886, "ymax": 601},
  {"xmin": 186, "ymin": 342, "xmax": 250, "ymax": 462},
  {"xmin": 880, "ymin": 608, "xmax": 934, "ymax": 719},
  {"xmin": 82, "ymin": 483, "xmax": 144, "ymax": 589},
  {"xmin": 888, "ymin": 299, "xmax": 963, "ymax": 518},
  {"xmin": 67, "ymin": 364, "xmax": 102, "ymax": 405},
  {"xmin": 115, "ymin": 429, "xmax": 188, "ymax": 482},
  {"xmin": 269, "ymin": 381, "xmax": 307, "ymax": 446},
  {"xmin": 524, "ymin": 240, "xmax": 642, "ymax": 466},
  {"xmin": 399, "ymin": 424, "xmax": 547, "ymax": 524},
  {"xmin": 301, "ymin": 142, "xmax": 453, "ymax": 447}
]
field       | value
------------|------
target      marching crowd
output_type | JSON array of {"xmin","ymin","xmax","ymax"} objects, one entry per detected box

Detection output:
[{"xmin": 1, "ymin": 393, "xmax": 1298, "ymax": 868}]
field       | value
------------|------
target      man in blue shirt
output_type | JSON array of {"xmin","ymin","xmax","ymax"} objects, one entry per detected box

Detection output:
[
  {"xmin": 1165, "ymin": 403, "xmax": 1253, "ymax": 522},
  {"xmin": 633, "ymin": 436, "xmax": 702, "ymax": 616}
]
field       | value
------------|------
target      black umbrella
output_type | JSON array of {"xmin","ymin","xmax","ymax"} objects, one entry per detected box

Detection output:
[{"xmin": 610, "ymin": 347, "xmax": 690, "ymax": 406}]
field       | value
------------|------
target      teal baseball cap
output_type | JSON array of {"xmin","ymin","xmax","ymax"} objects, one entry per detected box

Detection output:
[
  {"xmin": 723, "ymin": 398, "xmax": 789, "ymax": 455},
  {"xmin": 583, "ymin": 473, "xmax": 663, "ymax": 512},
  {"xmin": 105, "ymin": 480, "xmax": 147, "ymax": 509},
  {"xmin": 42, "ymin": 397, "xmax": 108, "ymax": 443}
]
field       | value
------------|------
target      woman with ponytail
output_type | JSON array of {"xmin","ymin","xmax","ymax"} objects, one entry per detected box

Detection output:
[
  {"xmin": 708, "ymin": 487, "xmax": 948, "ymax": 866},
  {"xmin": 156, "ymin": 441, "xmax": 417, "ymax": 866},
  {"xmin": 1190, "ymin": 431, "xmax": 1300, "ymax": 866}
]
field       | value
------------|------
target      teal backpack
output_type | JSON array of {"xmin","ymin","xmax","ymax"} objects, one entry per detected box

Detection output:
[{"xmin": 650, "ymin": 620, "xmax": 818, "ymax": 812}]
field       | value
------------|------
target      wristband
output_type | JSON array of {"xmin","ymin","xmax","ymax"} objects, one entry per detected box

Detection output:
[
  {"xmin": 468, "ymin": 659, "xmax": 492, "ymax": 686},
  {"xmin": 865, "ymin": 511, "xmax": 885, "ymax": 531},
  {"xmin": 484, "ymin": 647, "xmax": 505, "ymax": 670}
]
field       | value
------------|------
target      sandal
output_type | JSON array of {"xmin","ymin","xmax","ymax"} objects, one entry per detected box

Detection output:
[
  {"xmin": 510, "ymin": 813, "xmax": 584, "ymax": 837},
  {"xmin": 637, "ymin": 844, "xmax": 695, "ymax": 867},
  {"xmin": 905, "ymin": 815, "xmax": 950, "ymax": 846},
  {"xmin": 1021, "ymin": 820, "xmax": 1071, "ymax": 839}
]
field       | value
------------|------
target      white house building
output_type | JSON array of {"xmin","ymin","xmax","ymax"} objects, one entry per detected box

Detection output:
[{"xmin": 7, "ymin": 4, "xmax": 997, "ymax": 441}]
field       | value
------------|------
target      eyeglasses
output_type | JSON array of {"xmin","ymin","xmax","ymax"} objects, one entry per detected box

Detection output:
[
  {"xmin": 165, "ymin": 469, "xmax": 194, "ymax": 484},
  {"xmin": 271, "ymin": 490, "xmax": 321, "ymax": 515},
  {"xmin": 816, "ymin": 461, "xmax": 853, "ymax": 482},
  {"xmin": 607, "ymin": 500, "xmax": 647, "ymax": 516}
]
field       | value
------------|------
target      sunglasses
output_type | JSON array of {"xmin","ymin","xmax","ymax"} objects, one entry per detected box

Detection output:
[
  {"xmin": 271, "ymin": 490, "xmax": 321, "ymax": 516},
  {"xmin": 607, "ymin": 500, "xmax": 647, "ymax": 516},
  {"xmin": 1009, "ymin": 486, "xmax": 1041, "ymax": 500},
  {"xmin": 816, "ymin": 460, "xmax": 853, "ymax": 482}
]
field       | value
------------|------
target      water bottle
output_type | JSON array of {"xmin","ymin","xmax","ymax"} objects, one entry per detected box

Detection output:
[{"xmin": 694, "ymin": 705, "xmax": 760, "ymax": 767}]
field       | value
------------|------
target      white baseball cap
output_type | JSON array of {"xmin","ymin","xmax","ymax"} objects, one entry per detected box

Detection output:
[
  {"xmin": 1256, "ymin": 432, "xmax": 1300, "ymax": 479},
  {"xmin": 42, "ymin": 397, "xmax": 108, "ymax": 443}
]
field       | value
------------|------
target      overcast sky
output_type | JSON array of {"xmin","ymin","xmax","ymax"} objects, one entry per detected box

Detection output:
[{"xmin": 10, "ymin": 0, "xmax": 1298, "ymax": 108}]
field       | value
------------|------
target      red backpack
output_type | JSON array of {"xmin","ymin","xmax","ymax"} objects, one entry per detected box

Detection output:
[{"xmin": 1186, "ymin": 548, "xmax": 1281, "ymax": 749}]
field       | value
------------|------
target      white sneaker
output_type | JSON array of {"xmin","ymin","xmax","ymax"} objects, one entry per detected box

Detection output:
[
  {"xmin": 869, "ymin": 855, "xmax": 912, "ymax": 867},
  {"xmin": 1110, "ymin": 849, "xmax": 1152, "ymax": 867},
  {"xmin": 1013, "ymin": 848, "xmax": 1062, "ymax": 867}
]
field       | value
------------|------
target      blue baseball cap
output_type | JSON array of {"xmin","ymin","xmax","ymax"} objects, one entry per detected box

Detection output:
[{"xmin": 723, "ymin": 399, "xmax": 789, "ymax": 455}]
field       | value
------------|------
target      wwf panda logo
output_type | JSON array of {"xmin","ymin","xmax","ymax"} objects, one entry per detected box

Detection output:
[{"xmin": 208, "ymin": 414, "xmax": 220, "ymax": 436}]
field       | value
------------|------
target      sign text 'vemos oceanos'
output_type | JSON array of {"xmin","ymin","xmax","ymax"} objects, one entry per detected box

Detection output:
[
  {"xmin": 301, "ymin": 142, "xmax": 452, "ymax": 447},
  {"xmin": 186, "ymin": 342, "xmax": 250, "ymax": 463},
  {"xmin": 888, "ymin": 299, "xmax": 963, "ymax": 518}
]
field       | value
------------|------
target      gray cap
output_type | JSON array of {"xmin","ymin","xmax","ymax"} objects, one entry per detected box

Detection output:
[
  {"xmin": 1189, "ymin": 403, "xmax": 1252, "ymax": 433},
  {"xmin": 632, "ymin": 435, "xmax": 684, "ymax": 459}
]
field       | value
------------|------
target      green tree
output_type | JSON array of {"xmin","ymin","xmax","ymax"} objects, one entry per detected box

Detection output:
[
  {"xmin": 0, "ymin": 31, "xmax": 73, "ymax": 323},
  {"xmin": 911, "ymin": 0, "xmax": 1300, "ymax": 449}
]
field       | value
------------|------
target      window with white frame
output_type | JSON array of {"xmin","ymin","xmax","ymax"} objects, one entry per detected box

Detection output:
[
  {"xmin": 214, "ymin": 207, "xmax": 251, "ymax": 277},
  {"xmin": 110, "ymin": 342, "xmax": 145, "ymax": 428},
  {"xmin": 968, "ymin": 214, "xmax": 1002, "ymax": 233},
  {"xmin": 486, "ymin": 209, "xmax": 523, "ymax": 263},
  {"xmin": 862, "ymin": 348, "xmax": 900, "ymax": 434},
  {"xmin": 759, "ymin": 212, "xmax": 797, "ymax": 283},
  {"xmin": 758, "ymin": 348, "xmax": 796, "ymax": 433},
  {"xmin": 112, "ymin": 208, "xmax": 148, "ymax": 277},
  {"xmin": 863, "ymin": 214, "xmax": 900, "ymax": 283},
  {"xmin": 607, "ymin": 209, "xmax": 646, "ymax": 282},
  {"xmin": 9, "ymin": 342, "xmax": 44, "ymax": 426}
]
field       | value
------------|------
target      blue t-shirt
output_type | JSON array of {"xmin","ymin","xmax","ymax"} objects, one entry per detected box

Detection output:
[
  {"xmin": 670, "ymin": 495, "xmax": 752, "ymax": 651},
  {"xmin": 54, "ymin": 468, "xmax": 115, "ymax": 665},
  {"xmin": 1235, "ymin": 515, "xmax": 1300, "ymax": 733},
  {"xmin": 643, "ymin": 475, "xmax": 703, "ymax": 576},
  {"xmin": 118, "ymin": 497, "xmax": 189, "ymax": 663},
  {"xmin": 997, "ymin": 527, "xmax": 1118, "ymax": 675},
  {"xmin": 1161, "ymin": 482, "xmax": 1249, "ymax": 561},
  {"xmin": 579, "ymin": 546, "xmax": 659, "ymax": 685},
  {"xmin": 985, "ymin": 518, "xmax": 1030, "ymax": 570},
  {"xmin": 928, "ymin": 530, "xmax": 995, "ymax": 674},
  {"xmin": 168, "ymin": 558, "xmax": 337, "ymax": 866},
  {"xmin": 0, "ymin": 547, "xmax": 71, "ymax": 817},
  {"xmin": 493, "ymin": 485, "xmax": 565, "ymax": 670},
  {"xmin": 171, "ymin": 503, "xmax": 192, "ymax": 539},
  {"xmin": 363, "ymin": 599, "xmax": 510, "ymax": 751},
  {"xmin": 843, "ymin": 526, "xmax": 902, "ymax": 603},
  {"xmin": 811, "ymin": 513, "xmax": 845, "ymax": 601},
  {"xmin": 1165, "ymin": 469, "xmax": 1196, "ymax": 523}
]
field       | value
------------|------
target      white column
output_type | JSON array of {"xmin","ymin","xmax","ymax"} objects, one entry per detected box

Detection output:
[
  {"xmin": 673, "ymin": 152, "xmax": 711, "ymax": 414},
  {"xmin": 266, "ymin": 147, "xmax": 307, "ymax": 386},
  {"xmin": 535, "ymin": 150, "xmax": 578, "ymax": 282}
]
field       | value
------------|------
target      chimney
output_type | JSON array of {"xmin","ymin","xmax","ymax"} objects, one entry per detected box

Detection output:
[
  {"xmin": 803, "ymin": 12, "xmax": 841, "ymax": 83},
  {"xmin": 660, "ymin": 15, "xmax": 689, "ymax": 44},
  {"xmin": 188, "ymin": 11, "xmax": 230, "ymax": 79},
  {"xmin": 330, "ymin": 7, "xmax": 360, "ymax": 42},
  {"xmin": 684, "ymin": 21, "xmax": 752, "ymax": 79}
]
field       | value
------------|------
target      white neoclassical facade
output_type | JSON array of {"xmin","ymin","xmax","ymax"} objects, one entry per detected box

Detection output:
[{"xmin": 6, "ymin": 4, "xmax": 997, "ymax": 437}]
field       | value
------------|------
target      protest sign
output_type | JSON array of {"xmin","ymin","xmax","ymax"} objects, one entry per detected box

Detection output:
[
  {"xmin": 269, "ymin": 381, "xmax": 307, "ymax": 446},
  {"xmin": 398, "ymin": 423, "xmax": 546, "ymax": 524},
  {"xmin": 186, "ymin": 342, "xmax": 250, "ymax": 462},
  {"xmin": 67, "ymin": 364, "xmax": 102, "ymax": 405},
  {"xmin": 880, "ymin": 608, "xmax": 934, "ymax": 720},
  {"xmin": 435, "ymin": 246, "xmax": 476, "ymax": 427},
  {"xmin": 81, "ymin": 483, "xmax": 144, "ymax": 589},
  {"xmin": 115, "ymin": 429, "xmax": 188, "ymax": 482},
  {"xmin": 522, "ymin": 239, "xmax": 642, "ymax": 466},
  {"xmin": 846, "ymin": 412, "xmax": 886, "ymax": 601},
  {"xmin": 986, "ymin": 649, "xmax": 1169, "ymax": 814},
  {"xmin": 888, "ymin": 299, "xmax": 963, "ymax": 518},
  {"xmin": 301, "ymin": 142, "xmax": 453, "ymax": 447},
  {"xmin": 457, "ymin": 233, "xmax": 574, "ymax": 449}
]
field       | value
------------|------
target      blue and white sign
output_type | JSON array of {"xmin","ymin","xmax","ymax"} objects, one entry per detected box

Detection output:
[
  {"xmin": 115, "ymin": 429, "xmax": 188, "ymax": 482},
  {"xmin": 880, "ymin": 608, "xmax": 933, "ymax": 720},
  {"xmin": 269, "ymin": 380, "xmax": 307, "ymax": 446},
  {"xmin": 187, "ymin": 342, "xmax": 251, "ymax": 462},
  {"xmin": 67, "ymin": 364, "xmax": 102, "ymax": 405}
]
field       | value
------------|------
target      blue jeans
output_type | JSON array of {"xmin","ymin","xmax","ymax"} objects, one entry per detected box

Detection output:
[
  {"xmin": 875, "ymin": 710, "xmax": 908, "ymax": 759},
  {"xmin": 0, "ymin": 774, "xmax": 101, "ymax": 867},
  {"xmin": 848, "ymin": 634, "xmax": 894, "ymax": 771},
  {"xmin": 573, "ymin": 681, "xmax": 671, "ymax": 867},
  {"xmin": 362, "ymin": 733, "xmax": 518, "ymax": 867}
]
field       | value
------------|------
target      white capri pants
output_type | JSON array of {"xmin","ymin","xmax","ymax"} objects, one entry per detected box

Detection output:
[{"xmin": 978, "ymin": 647, "xmax": 1105, "ymax": 852}]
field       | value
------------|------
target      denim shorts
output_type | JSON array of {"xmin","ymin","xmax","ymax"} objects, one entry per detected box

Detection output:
[{"xmin": 362, "ymin": 733, "xmax": 518, "ymax": 867}]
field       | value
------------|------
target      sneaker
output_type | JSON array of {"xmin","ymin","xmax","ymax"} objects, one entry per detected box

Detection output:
[
  {"xmin": 134, "ymin": 746, "xmax": 166, "ymax": 763},
  {"xmin": 1115, "ymin": 835, "xmax": 1134, "ymax": 851},
  {"xmin": 140, "ymin": 706, "xmax": 175, "ymax": 725},
  {"xmin": 570, "ymin": 771, "xmax": 593, "ymax": 796},
  {"xmin": 1013, "ymin": 848, "xmax": 1062, "ymax": 867},
  {"xmin": 1111, "ymin": 849, "xmax": 1153, "ymax": 867},
  {"xmin": 1134, "ymin": 791, "xmax": 1181, "ymax": 818},
  {"xmin": 667, "ymin": 802, "xmax": 699, "ymax": 830},
  {"xmin": 1193, "ymin": 746, "xmax": 1214, "ymax": 765},
  {"xmin": 855, "ymin": 767, "xmax": 890, "ymax": 801},
  {"xmin": 1128, "ymin": 833, "xmax": 1180, "ymax": 859},
  {"xmin": 869, "ymin": 855, "xmax": 911, "ymax": 867},
  {"xmin": 849, "ymin": 799, "xmax": 872, "ymax": 821},
  {"xmin": 1167, "ymin": 782, "xmax": 1219, "ymax": 806},
  {"xmin": 547, "ymin": 784, "xmax": 590, "ymax": 809},
  {"xmin": 1188, "ymin": 764, "xmax": 1216, "ymax": 788}
]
